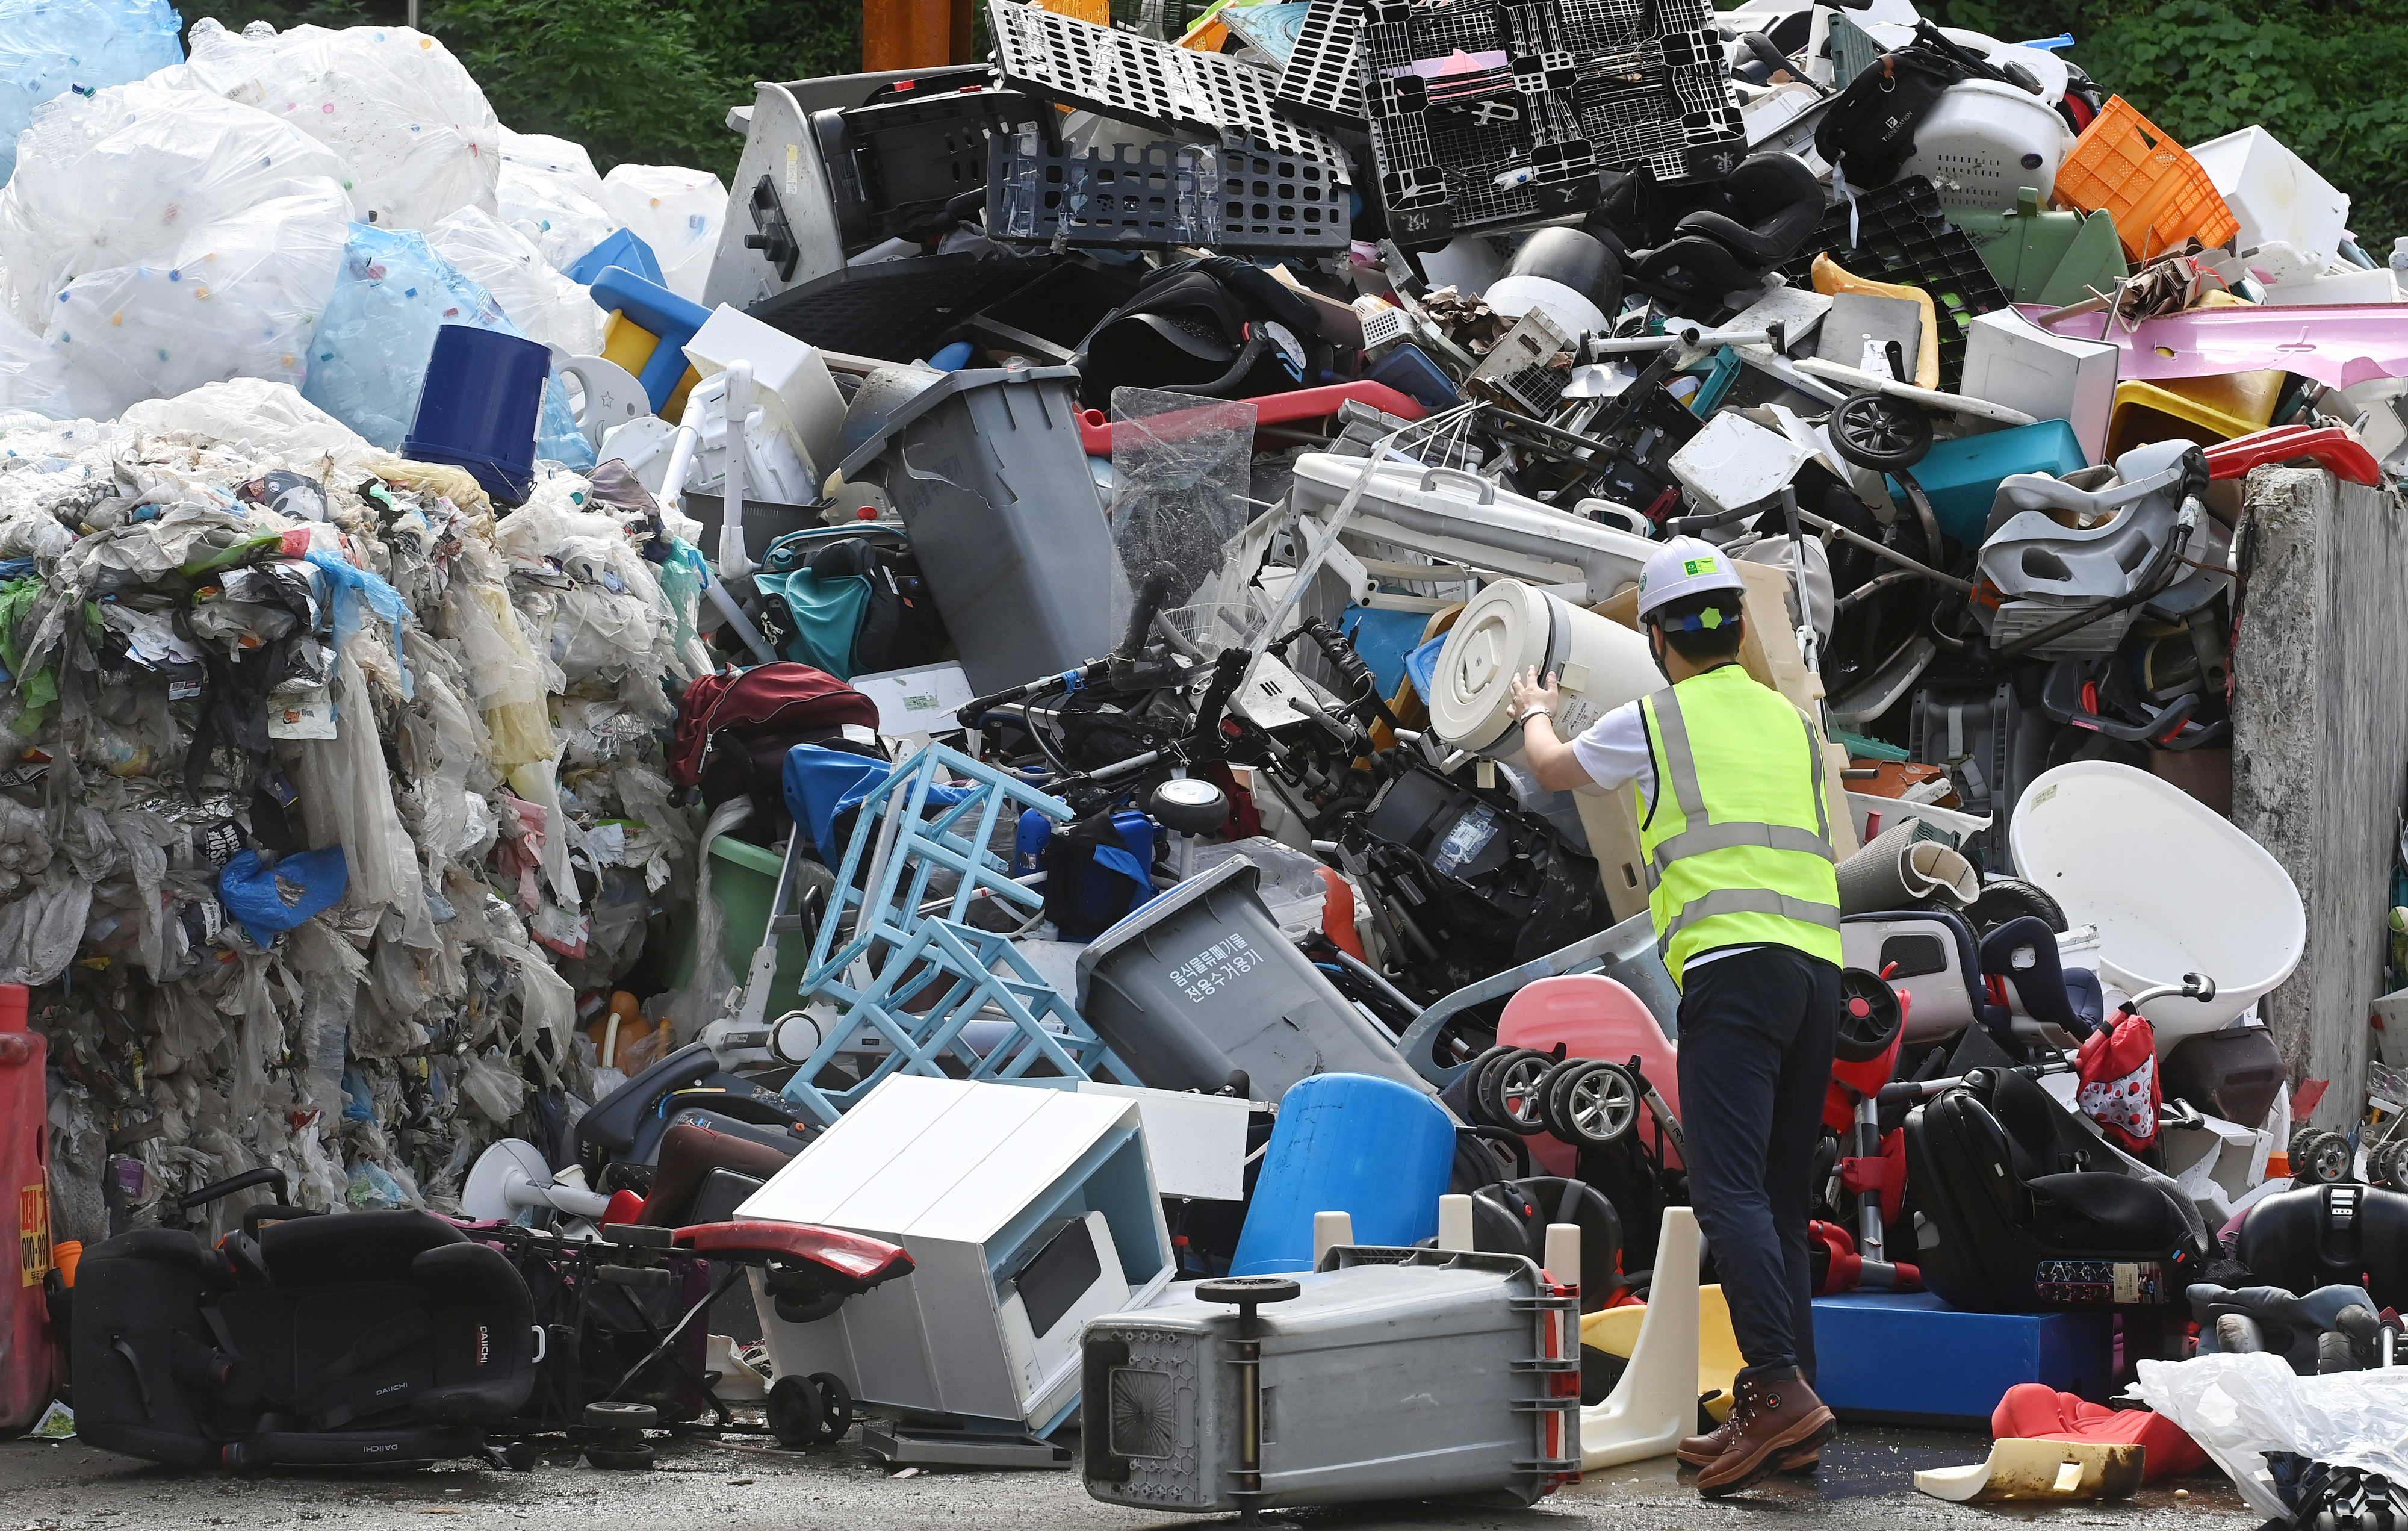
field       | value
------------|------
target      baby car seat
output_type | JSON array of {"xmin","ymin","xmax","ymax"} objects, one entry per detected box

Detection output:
[
  {"xmin": 1905, "ymin": 1068, "xmax": 2206, "ymax": 1312},
  {"xmin": 1468, "ymin": 1175, "xmax": 1623, "ymax": 1312},
  {"xmin": 75, "ymin": 1210, "xmax": 535, "ymax": 1468},
  {"xmin": 1626, "ymin": 153, "xmax": 1822, "ymax": 309},
  {"xmin": 2235, "ymin": 1184, "xmax": 2408, "ymax": 1312}
]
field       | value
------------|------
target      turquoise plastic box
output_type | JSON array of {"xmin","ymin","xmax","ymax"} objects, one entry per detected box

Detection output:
[{"xmin": 1890, "ymin": 418, "xmax": 2086, "ymax": 550}]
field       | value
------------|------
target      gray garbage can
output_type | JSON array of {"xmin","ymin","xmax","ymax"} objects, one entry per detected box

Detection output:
[{"xmin": 832, "ymin": 364, "xmax": 1116, "ymax": 693}]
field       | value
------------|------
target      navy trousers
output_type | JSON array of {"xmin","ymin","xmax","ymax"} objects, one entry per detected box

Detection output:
[{"xmin": 1674, "ymin": 943, "xmax": 1841, "ymax": 1379}]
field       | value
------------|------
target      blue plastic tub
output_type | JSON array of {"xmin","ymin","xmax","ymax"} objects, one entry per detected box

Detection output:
[
  {"xmin": 400, "ymin": 325, "xmax": 551, "ymax": 505},
  {"xmin": 1229, "ymin": 1073, "xmax": 1456, "ymax": 1276},
  {"xmin": 1890, "ymin": 418, "xmax": 2085, "ymax": 550}
]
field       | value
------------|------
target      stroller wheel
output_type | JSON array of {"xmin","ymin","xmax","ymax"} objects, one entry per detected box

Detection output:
[
  {"xmin": 1479, "ymin": 1049, "xmax": 1555, "ymax": 1135},
  {"xmin": 767, "ymin": 1374, "xmax": 826, "ymax": 1449},
  {"xmin": 583, "ymin": 1445, "xmax": 656, "ymax": 1469},
  {"xmin": 808, "ymin": 1371, "xmax": 855, "ymax": 1444},
  {"xmin": 2291, "ymin": 1127, "xmax": 2356, "ymax": 1186},
  {"xmin": 583, "ymin": 1401, "xmax": 657, "ymax": 1430},
  {"xmin": 2372, "ymin": 1139, "xmax": 2408, "ymax": 1191},
  {"xmin": 1551, "ymin": 1060, "xmax": 1641, "ymax": 1148}
]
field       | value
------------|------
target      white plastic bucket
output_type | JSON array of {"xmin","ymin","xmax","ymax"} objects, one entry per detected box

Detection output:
[
  {"xmin": 2009, "ymin": 761, "xmax": 2303, "ymax": 1040},
  {"xmin": 1900, "ymin": 79, "xmax": 2072, "ymax": 215}
]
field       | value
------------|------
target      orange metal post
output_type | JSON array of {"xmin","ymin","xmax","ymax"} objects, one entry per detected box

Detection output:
[{"xmin": 863, "ymin": 0, "xmax": 976, "ymax": 70}]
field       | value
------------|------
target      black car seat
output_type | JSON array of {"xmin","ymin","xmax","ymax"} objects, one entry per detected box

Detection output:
[
  {"xmin": 1627, "ymin": 153, "xmax": 1823, "ymax": 308},
  {"xmin": 1468, "ymin": 1175, "xmax": 1623, "ymax": 1313},
  {"xmin": 2235, "ymin": 1184, "xmax": 2408, "ymax": 1311},
  {"xmin": 1981, "ymin": 915, "xmax": 2103, "ymax": 1040},
  {"xmin": 1905, "ymin": 1069, "xmax": 2206, "ymax": 1312},
  {"xmin": 74, "ymin": 1211, "xmax": 535, "ymax": 1468}
]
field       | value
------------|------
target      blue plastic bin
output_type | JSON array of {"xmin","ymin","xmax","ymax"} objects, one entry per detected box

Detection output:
[
  {"xmin": 1890, "ymin": 418, "xmax": 2085, "ymax": 550},
  {"xmin": 1229, "ymin": 1073, "xmax": 1456, "ymax": 1276},
  {"xmin": 400, "ymin": 325, "xmax": 552, "ymax": 505},
  {"xmin": 1338, "ymin": 607, "xmax": 1431, "ymax": 700}
]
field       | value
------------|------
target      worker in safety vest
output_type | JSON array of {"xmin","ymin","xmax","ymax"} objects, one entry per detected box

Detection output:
[{"xmin": 1507, "ymin": 536, "xmax": 1840, "ymax": 1497}]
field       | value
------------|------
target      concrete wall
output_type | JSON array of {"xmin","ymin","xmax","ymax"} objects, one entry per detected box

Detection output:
[{"xmin": 2229, "ymin": 467, "xmax": 2408, "ymax": 1129}]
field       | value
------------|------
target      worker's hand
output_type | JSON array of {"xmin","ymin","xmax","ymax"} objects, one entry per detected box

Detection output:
[{"xmin": 1506, "ymin": 664, "xmax": 1562, "ymax": 722}]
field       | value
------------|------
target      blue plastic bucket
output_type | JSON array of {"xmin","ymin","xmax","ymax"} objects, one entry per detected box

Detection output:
[
  {"xmin": 402, "ymin": 325, "xmax": 551, "ymax": 505},
  {"xmin": 1229, "ymin": 1073, "xmax": 1456, "ymax": 1276}
]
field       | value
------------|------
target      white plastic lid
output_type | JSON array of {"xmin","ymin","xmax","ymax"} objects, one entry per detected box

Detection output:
[{"xmin": 1427, "ymin": 581, "xmax": 1551, "ymax": 753}]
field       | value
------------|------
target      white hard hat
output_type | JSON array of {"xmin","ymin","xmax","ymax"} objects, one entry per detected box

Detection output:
[{"xmin": 1635, "ymin": 535, "xmax": 1748, "ymax": 622}]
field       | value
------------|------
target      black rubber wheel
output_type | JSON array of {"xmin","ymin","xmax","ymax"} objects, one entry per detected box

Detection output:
[
  {"xmin": 1197, "ymin": 1276, "xmax": 1303, "ymax": 1305},
  {"xmin": 766, "ymin": 1374, "xmax": 825, "ymax": 1449},
  {"xmin": 2375, "ymin": 1140, "xmax": 2408, "ymax": 1191},
  {"xmin": 501, "ymin": 1440, "xmax": 541, "ymax": 1473},
  {"xmin": 1538, "ymin": 1058, "xmax": 1588, "ymax": 1142},
  {"xmin": 1963, "ymin": 877, "xmax": 2069, "ymax": 936},
  {"xmin": 1829, "ymin": 391, "xmax": 1934, "ymax": 471},
  {"xmin": 2316, "ymin": 1329, "xmax": 2362, "ymax": 1375},
  {"xmin": 1834, "ymin": 969, "xmax": 1903, "ymax": 1064},
  {"xmin": 582, "ymin": 1445, "xmax": 656, "ymax": 1470},
  {"xmin": 583, "ymin": 1400, "xmax": 657, "ymax": 1431},
  {"xmin": 1457, "ymin": 1044, "xmax": 1519, "ymax": 1120},
  {"xmin": 2291, "ymin": 1127, "xmax": 2356, "ymax": 1185},
  {"xmin": 808, "ymin": 1371, "xmax": 855, "ymax": 1445},
  {"xmin": 1552, "ymin": 1060, "xmax": 1641, "ymax": 1148},
  {"xmin": 1481, "ymin": 1048, "xmax": 1556, "ymax": 1136}
]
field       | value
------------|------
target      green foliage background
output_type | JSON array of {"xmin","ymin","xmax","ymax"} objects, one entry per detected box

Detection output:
[
  {"xmin": 1842, "ymin": 0, "xmax": 2406, "ymax": 249},
  {"xmin": 195, "ymin": 1, "xmax": 2400, "ymax": 246}
]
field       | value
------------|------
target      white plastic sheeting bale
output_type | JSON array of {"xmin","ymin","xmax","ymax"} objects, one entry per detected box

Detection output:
[
  {"xmin": 0, "ymin": 81, "xmax": 353, "ymax": 419},
  {"xmin": 497, "ymin": 129, "xmax": 622, "ymax": 275},
  {"xmin": 0, "ymin": 0, "xmax": 186, "ymax": 187},
  {"xmin": 427, "ymin": 205, "xmax": 604, "ymax": 358},
  {"xmin": 116, "ymin": 377, "xmax": 383, "ymax": 479},
  {"xmin": 162, "ymin": 19, "xmax": 502, "ymax": 232},
  {"xmin": 600, "ymin": 163, "xmax": 725, "ymax": 303}
]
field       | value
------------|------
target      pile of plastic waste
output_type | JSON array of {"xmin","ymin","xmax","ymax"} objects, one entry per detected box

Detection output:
[{"xmin": 1, "ymin": 0, "xmax": 2404, "ymax": 1516}]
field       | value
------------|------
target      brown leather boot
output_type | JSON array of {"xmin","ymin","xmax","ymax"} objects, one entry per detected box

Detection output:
[
  {"xmin": 1676, "ymin": 1415, "xmax": 1821, "ymax": 1471},
  {"xmin": 1694, "ymin": 1368, "xmax": 1836, "ymax": 1497}
]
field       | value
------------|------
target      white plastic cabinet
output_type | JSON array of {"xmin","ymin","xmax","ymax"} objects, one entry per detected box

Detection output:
[{"xmin": 739, "ymin": 1075, "xmax": 1175, "ymax": 1432}]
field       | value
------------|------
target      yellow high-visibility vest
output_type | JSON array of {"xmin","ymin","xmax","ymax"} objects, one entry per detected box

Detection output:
[{"xmin": 1636, "ymin": 664, "xmax": 1843, "ymax": 987}]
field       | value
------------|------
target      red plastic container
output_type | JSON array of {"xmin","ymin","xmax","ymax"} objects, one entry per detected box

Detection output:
[{"xmin": 0, "ymin": 982, "xmax": 55, "ymax": 1433}]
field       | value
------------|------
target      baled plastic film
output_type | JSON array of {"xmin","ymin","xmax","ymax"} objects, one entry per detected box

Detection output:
[{"xmin": 169, "ymin": 20, "xmax": 501, "ymax": 232}]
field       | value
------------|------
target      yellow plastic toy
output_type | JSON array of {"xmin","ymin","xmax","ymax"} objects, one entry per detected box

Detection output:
[
  {"xmin": 1581, "ymin": 1281, "xmax": 1746, "ymax": 1423},
  {"xmin": 1812, "ymin": 254, "xmax": 1941, "ymax": 391},
  {"xmin": 598, "ymin": 312, "xmax": 703, "ymax": 424}
]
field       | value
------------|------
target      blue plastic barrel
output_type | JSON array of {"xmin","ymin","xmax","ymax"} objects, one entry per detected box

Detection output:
[
  {"xmin": 1229, "ymin": 1073, "xmax": 1456, "ymax": 1276},
  {"xmin": 401, "ymin": 325, "xmax": 551, "ymax": 505}
]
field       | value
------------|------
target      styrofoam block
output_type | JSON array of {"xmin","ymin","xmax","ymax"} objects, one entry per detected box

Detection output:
[{"xmin": 1960, "ymin": 307, "xmax": 2120, "ymax": 466}]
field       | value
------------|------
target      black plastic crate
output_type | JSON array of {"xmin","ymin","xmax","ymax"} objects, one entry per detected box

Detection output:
[
  {"xmin": 820, "ymin": 86, "xmax": 1035, "ymax": 249},
  {"xmin": 1778, "ymin": 176, "xmax": 2012, "ymax": 391},
  {"xmin": 985, "ymin": 135, "xmax": 1349, "ymax": 252}
]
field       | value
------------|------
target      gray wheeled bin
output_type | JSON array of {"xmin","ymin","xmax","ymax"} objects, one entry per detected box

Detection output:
[
  {"xmin": 1080, "ymin": 1247, "xmax": 1580, "ymax": 1512},
  {"xmin": 831, "ymin": 364, "xmax": 1116, "ymax": 694},
  {"xmin": 1073, "ymin": 858, "xmax": 1437, "ymax": 1105}
]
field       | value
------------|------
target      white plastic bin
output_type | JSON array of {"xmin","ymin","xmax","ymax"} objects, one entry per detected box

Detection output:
[
  {"xmin": 2189, "ymin": 126, "xmax": 2351, "ymax": 269},
  {"xmin": 2008, "ymin": 762, "xmax": 2303, "ymax": 1040}
]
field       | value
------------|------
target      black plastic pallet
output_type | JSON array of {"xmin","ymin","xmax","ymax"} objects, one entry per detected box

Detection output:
[
  {"xmin": 1779, "ymin": 176, "xmax": 2012, "ymax": 391},
  {"xmin": 1357, "ymin": 0, "xmax": 1743, "ymax": 241},
  {"xmin": 985, "ymin": 134, "xmax": 1350, "ymax": 252},
  {"xmin": 988, "ymin": 0, "xmax": 1351, "ymax": 174}
]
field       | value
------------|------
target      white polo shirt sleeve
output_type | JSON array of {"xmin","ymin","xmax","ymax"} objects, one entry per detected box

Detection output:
[{"xmin": 1566, "ymin": 698, "xmax": 1657, "ymax": 809}]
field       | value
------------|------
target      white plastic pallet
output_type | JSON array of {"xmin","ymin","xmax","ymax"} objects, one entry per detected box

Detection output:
[
  {"xmin": 989, "ymin": 0, "xmax": 1351, "ymax": 175},
  {"xmin": 1274, "ymin": 0, "xmax": 1368, "ymax": 126}
]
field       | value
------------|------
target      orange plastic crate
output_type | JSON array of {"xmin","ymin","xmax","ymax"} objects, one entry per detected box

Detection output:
[{"xmin": 2053, "ymin": 96, "xmax": 2239, "ymax": 262}]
